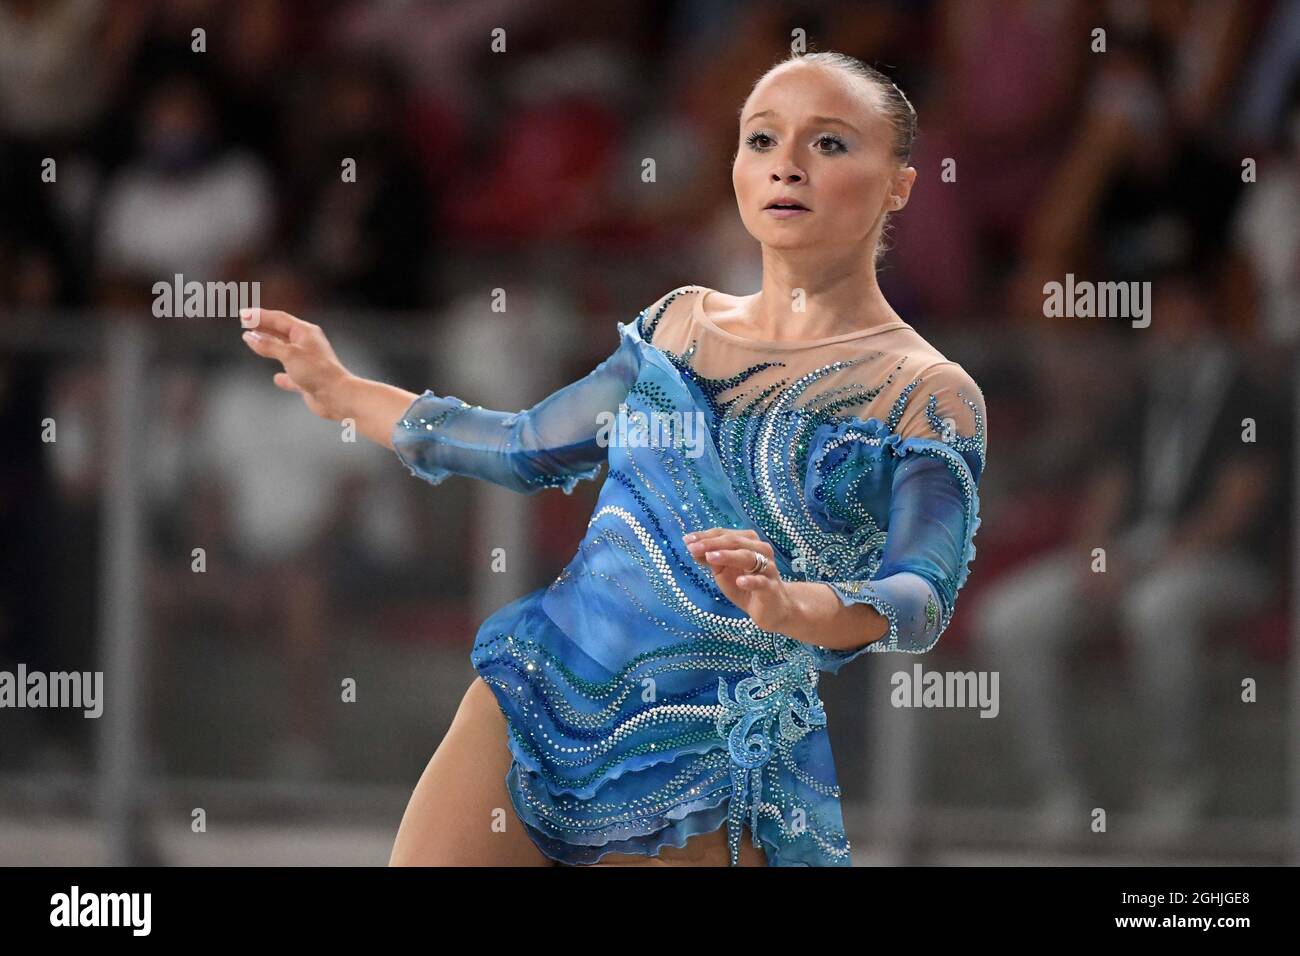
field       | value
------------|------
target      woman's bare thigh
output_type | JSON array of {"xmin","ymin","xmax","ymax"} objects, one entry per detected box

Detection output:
[
  {"xmin": 389, "ymin": 677, "xmax": 556, "ymax": 866},
  {"xmin": 389, "ymin": 677, "xmax": 767, "ymax": 867}
]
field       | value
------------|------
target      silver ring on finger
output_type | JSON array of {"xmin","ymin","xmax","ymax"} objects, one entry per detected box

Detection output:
[{"xmin": 748, "ymin": 551, "xmax": 769, "ymax": 575}]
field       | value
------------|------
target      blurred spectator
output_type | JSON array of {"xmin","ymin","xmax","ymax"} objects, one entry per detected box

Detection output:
[
  {"xmin": 0, "ymin": 0, "xmax": 142, "ymax": 306},
  {"xmin": 1230, "ymin": 67, "xmax": 1300, "ymax": 348},
  {"xmin": 968, "ymin": 269, "xmax": 1290, "ymax": 839},
  {"xmin": 0, "ymin": 356, "xmax": 71, "ymax": 768},
  {"xmin": 890, "ymin": 0, "xmax": 1086, "ymax": 316},
  {"xmin": 1232, "ymin": 0, "xmax": 1300, "ymax": 148},
  {"xmin": 211, "ymin": 0, "xmax": 314, "ymax": 158},
  {"xmin": 282, "ymin": 55, "xmax": 433, "ymax": 309},
  {"xmin": 95, "ymin": 72, "xmax": 273, "ymax": 286},
  {"xmin": 435, "ymin": 45, "xmax": 626, "ymax": 247},
  {"xmin": 0, "ymin": 0, "xmax": 136, "ymax": 143},
  {"xmin": 1005, "ymin": 28, "xmax": 1246, "ymax": 318}
]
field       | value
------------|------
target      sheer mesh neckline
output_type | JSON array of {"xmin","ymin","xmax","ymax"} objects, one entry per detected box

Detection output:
[{"xmin": 691, "ymin": 287, "xmax": 912, "ymax": 350}]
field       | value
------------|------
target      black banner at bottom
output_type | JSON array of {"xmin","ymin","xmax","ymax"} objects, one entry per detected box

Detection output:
[{"xmin": 0, "ymin": 864, "xmax": 1288, "ymax": 941}]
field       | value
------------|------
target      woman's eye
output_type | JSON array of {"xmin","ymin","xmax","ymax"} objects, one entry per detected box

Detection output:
[{"xmin": 745, "ymin": 131, "xmax": 846, "ymax": 153}]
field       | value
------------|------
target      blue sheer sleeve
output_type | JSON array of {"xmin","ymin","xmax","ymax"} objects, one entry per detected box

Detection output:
[
  {"xmin": 809, "ymin": 363, "xmax": 986, "ymax": 668},
  {"xmin": 392, "ymin": 319, "xmax": 644, "ymax": 494}
]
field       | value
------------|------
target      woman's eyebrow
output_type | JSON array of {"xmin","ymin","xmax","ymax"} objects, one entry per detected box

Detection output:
[{"xmin": 742, "ymin": 110, "xmax": 860, "ymax": 133}]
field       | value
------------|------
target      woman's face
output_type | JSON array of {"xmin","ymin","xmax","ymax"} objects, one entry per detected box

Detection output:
[{"xmin": 732, "ymin": 65, "xmax": 914, "ymax": 253}]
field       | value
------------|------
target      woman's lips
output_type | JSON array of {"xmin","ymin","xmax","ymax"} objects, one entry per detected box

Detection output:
[{"xmin": 765, "ymin": 206, "xmax": 812, "ymax": 219}]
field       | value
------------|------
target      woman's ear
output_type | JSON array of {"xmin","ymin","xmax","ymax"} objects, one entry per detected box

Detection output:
[{"xmin": 890, "ymin": 165, "xmax": 918, "ymax": 210}]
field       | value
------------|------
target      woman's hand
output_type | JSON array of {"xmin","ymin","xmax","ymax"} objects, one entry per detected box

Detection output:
[
  {"xmin": 238, "ymin": 307, "xmax": 354, "ymax": 421},
  {"xmin": 683, "ymin": 527, "xmax": 797, "ymax": 632}
]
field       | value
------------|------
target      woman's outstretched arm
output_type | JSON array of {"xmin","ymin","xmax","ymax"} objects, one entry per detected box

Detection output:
[
  {"xmin": 237, "ymin": 305, "xmax": 646, "ymax": 493},
  {"xmin": 387, "ymin": 325, "xmax": 642, "ymax": 493},
  {"xmin": 237, "ymin": 307, "xmax": 417, "ymax": 449}
]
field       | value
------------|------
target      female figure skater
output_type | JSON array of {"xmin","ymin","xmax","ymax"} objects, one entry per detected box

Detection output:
[{"xmin": 240, "ymin": 51, "xmax": 986, "ymax": 867}]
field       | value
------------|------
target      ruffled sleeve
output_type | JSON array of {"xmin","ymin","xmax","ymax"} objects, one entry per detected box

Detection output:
[
  {"xmin": 803, "ymin": 363, "xmax": 986, "ymax": 668},
  {"xmin": 392, "ymin": 317, "xmax": 645, "ymax": 494}
]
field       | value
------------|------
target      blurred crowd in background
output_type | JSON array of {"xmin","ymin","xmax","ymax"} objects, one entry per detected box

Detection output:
[{"xmin": 1, "ymin": 0, "xmax": 1299, "ymax": 855}]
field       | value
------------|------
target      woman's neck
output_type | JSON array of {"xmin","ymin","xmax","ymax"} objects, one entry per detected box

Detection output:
[{"xmin": 747, "ymin": 250, "xmax": 900, "ymax": 341}]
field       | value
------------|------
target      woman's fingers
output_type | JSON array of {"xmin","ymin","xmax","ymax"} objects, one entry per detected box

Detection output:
[
  {"xmin": 702, "ymin": 548, "xmax": 773, "ymax": 573},
  {"xmin": 273, "ymin": 372, "xmax": 302, "ymax": 393},
  {"xmin": 241, "ymin": 328, "xmax": 292, "ymax": 362},
  {"xmin": 680, "ymin": 528, "xmax": 785, "ymax": 624},
  {"xmin": 240, "ymin": 307, "xmax": 304, "ymax": 339},
  {"xmin": 252, "ymin": 325, "xmax": 290, "ymax": 343},
  {"xmin": 685, "ymin": 533, "xmax": 772, "ymax": 562},
  {"xmin": 684, "ymin": 527, "xmax": 759, "ymax": 542}
]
